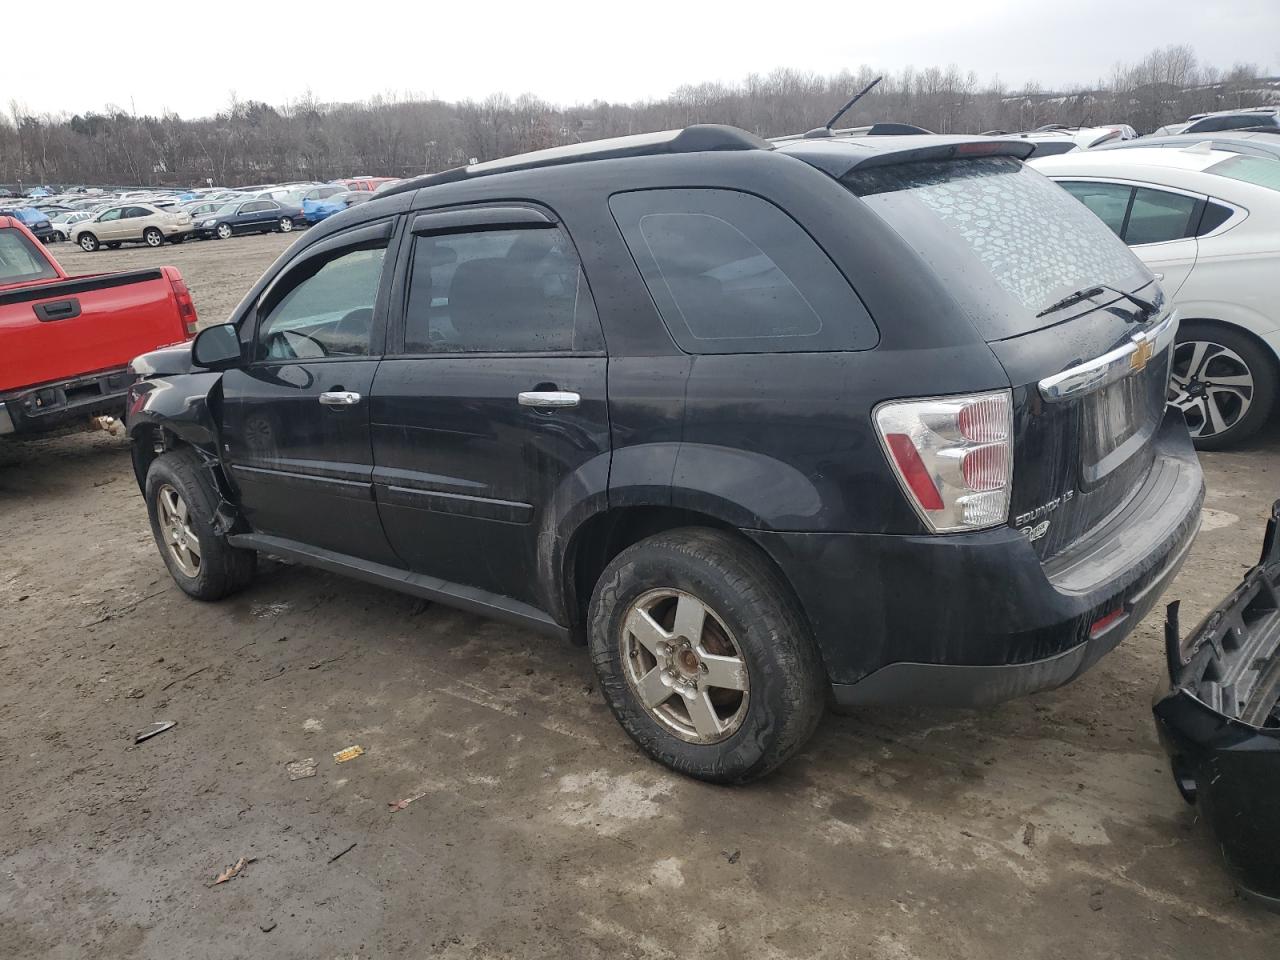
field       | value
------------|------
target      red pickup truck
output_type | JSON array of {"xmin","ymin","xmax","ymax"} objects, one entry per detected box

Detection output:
[{"xmin": 0, "ymin": 215, "xmax": 198, "ymax": 438}]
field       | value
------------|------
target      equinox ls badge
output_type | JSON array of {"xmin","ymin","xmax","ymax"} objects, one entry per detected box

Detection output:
[{"xmin": 1015, "ymin": 490, "xmax": 1075, "ymax": 539}]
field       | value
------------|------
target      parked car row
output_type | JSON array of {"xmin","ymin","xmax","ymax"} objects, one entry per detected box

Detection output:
[{"xmin": 6, "ymin": 177, "xmax": 403, "ymax": 248}]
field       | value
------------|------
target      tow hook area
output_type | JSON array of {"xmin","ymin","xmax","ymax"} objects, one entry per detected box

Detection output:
[{"xmin": 1153, "ymin": 500, "xmax": 1280, "ymax": 912}]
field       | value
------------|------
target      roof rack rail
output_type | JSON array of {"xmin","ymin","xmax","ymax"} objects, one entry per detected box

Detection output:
[
  {"xmin": 770, "ymin": 121, "xmax": 934, "ymax": 144},
  {"xmin": 377, "ymin": 124, "xmax": 770, "ymax": 199}
]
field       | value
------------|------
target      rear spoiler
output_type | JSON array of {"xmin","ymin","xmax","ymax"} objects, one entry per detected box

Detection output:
[{"xmin": 774, "ymin": 136, "xmax": 1036, "ymax": 179}]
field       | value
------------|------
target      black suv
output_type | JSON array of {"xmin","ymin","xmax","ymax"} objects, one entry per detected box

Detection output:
[{"xmin": 126, "ymin": 125, "xmax": 1204, "ymax": 782}]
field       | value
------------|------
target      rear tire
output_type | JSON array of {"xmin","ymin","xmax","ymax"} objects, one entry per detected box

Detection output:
[
  {"xmin": 1170, "ymin": 320, "xmax": 1277, "ymax": 450},
  {"xmin": 78, "ymin": 232, "xmax": 99, "ymax": 252},
  {"xmin": 588, "ymin": 528, "xmax": 825, "ymax": 783},
  {"xmin": 145, "ymin": 449, "xmax": 256, "ymax": 601},
  {"xmin": 278, "ymin": 216, "xmax": 293, "ymax": 233},
  {"xmin": 143, "ymin": 227, "xmax": 164, "ymax": 247}
]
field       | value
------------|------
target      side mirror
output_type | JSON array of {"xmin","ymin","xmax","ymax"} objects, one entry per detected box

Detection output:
[{"xmin": 192, "ymin": 323, "xmax": 244, "ymax": 370}]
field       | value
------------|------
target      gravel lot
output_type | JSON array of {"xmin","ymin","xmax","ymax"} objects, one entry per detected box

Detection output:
[{"xmin": 2, "ymin": 233, "xmax": 1279, "ymax": 959}]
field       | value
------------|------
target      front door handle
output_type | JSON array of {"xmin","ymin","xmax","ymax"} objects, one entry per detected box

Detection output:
[
  {"xmin": 319, "ymin": 391, "xmax": 361, "ymax": 406},
  {"xmin": 518, "ymin": 390, "xmax": 580, "ymax": 408}
]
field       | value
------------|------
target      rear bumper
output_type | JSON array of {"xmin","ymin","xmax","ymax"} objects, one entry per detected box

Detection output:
[
  {"xmin": 0, "ymin": 367, "xmax": 133, "ymax": 436},
  {"xmin": 750, "ymin": 408, "xmax": 1204, "ymax": 706},
  {"xmin": 1153, "ymin": 501, "xmax": 1280, "ymax": 911}
]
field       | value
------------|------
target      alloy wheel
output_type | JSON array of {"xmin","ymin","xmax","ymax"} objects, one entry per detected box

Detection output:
[
  {"xmin": 156, "ymin": 483, "xmax": 202, "ymax": 578},
  {"xmin": 1169, "ymin": 339, "xmax": 1254, "ymax": 439},
  {"xmin": 279, "ymin": 217, "xmax": 293, "ymax": 232},
  {"xmin": 145, "ymin": 229, "xmax": 162, "ymax": 247},
  {"xmin": 217, "ymin": 224, "xmax": 232, "ymax": 239},
  {"xmin": 620, "ymin": 588, "xmax": 750, "ymax": 744}
]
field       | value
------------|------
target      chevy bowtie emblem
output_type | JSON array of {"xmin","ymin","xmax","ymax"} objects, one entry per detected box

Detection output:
[{"xmin": 1130, "ymin": 339, "xmax": 1153, "ymax": 372}]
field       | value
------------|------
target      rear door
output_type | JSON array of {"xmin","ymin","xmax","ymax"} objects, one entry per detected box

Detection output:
[
  {"xmin": 220, "ymin": 219, "xmax": 399, "ymax": 563},
  {"xmin": 369, "ymin": 204, "xmax": 609, "ymax": 609}
]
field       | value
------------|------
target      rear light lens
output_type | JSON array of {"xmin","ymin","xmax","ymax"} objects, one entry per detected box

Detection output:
[
  {"xmin": 875, "ymin": 389, "xmax": 1013, "ymax": 533},
  {"xmin": 168, "ymin": 276, "xmax": 199, "ymax": 337}
]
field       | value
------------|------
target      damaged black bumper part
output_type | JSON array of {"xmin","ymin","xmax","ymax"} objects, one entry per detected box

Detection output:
[{"xmin": 1153, "ymin": 500, "xmax": 1280, "ymax": 911}]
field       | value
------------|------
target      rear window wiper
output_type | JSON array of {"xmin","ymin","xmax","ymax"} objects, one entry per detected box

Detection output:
[
  {"xmin": 1036, "ymin": 284, "xmax": 1157, "ymax": 320},
  {"xmin": 1036, "ymin": 286, "xmax": 1104, "ymax": 318}
]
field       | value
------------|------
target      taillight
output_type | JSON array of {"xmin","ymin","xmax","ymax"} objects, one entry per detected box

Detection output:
[
  {"xmin": 169, "ymin": 275, "xmax": 199, "ymax": 337},
  {"xmin": 874, "ymin": 390, "xmax": 1013, "ymax": 533}
]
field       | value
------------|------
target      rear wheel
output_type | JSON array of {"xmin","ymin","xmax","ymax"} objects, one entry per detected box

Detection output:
[
  {"xmin": 588, "ymin": 528, "xmax": 825, "ymax": 783},
  {"xmin": 145, "ymin": 449, "xmax": 256, "ymax": 600},
  {"xmin": 143, "ymin": 227, "xmax": 164, "ymax": 247},
  {"xmin": 1169, "ymin": 321, "xmax": 1277, "ymax": 450},
  {"xmin": 78, "ymin": 232, "xmax": 99, "ymax": 252},
  {"xmin": 278, "ymin": 216, "xmax": 294, "ymax": 233}
]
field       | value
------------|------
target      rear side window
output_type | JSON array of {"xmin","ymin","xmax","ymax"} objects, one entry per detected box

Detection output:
[
  {"xmin": 1197, "ymin": 201, "xmax": 1234, "ymax": 235},
  {"xmin": 1124, "ymin": 188, "xmax": 1198, "ymax": 244},
  {"xmin": 845, "ymin": 158, "xmax": 1148, "ymax": 339},
  {"xmin": 0, "ymin": 228, "xmax": 58, "ymax": 283},
  {"xmin": 610, "ymin": 189, "xmax": 877, "ymax": 354},
  {"xmin": 402, "ymin": 227, "xmax": 601, "ymax": 354}
]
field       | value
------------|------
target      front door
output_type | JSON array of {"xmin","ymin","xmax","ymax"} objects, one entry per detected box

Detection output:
[
  {"xmin": 370, "ymin": 207, "xmax": 610, "ymax": 610},
  {"xmin": 220, "ymin": 220, "xmax": 400, "ymax": 564}
]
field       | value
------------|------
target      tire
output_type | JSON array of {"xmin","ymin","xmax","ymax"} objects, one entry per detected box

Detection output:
[
  {"xmin": 1170, "ymin": 320, "xmax": 1278, "ymax": 450},
  {"xmin": 78, "ymin": 232, "xmax": 99, "ymax": 252},
  {"xmin": 145, "ymin": 449, "xmax": 256, "ymax": 601},
  {"xmin": 216, "ymin": 223, "xmax": 233, "ymax": 240},
  {"xmin": 278, "ymin": 216, "xmax": 293, "ymax": 233},
  {"xmin": 143, "ymin": 227, "xmax": 164, "ymax": 247},
  {"xmin": 588, "ymin": 528, "xmax": 825, "ymax": 784}
]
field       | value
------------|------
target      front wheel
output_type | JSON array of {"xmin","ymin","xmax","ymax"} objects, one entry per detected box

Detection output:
[
  {"xmin": 145, "ymin": 449, "xmax": 256, "ymax": 600},
  {"xmin": 588, "ymin": 528, "xmax": 825, "ymax": 783},
  {"xmin": 1169, "ymin": 321, "xmax": 1278, "ymax": 450},
  {"xmin": 143, "ymin": 227, "xmax": 164, "ymax": 247},
  {"xmin": 278, "ymin": 216, "xmax": 293, "ymax": 233},
  {"xmin": 216, "ymin": 223, "xmax": 233, "ymax": 240},
  {"xmin": 78, "ymin": 232, "xmax": 99, "ymax": 252}
]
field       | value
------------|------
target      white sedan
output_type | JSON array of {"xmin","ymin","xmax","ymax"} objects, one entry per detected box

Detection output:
[{"xmin": 1032, "ymin": 145, "xmax": 1280, "ymax": 448}]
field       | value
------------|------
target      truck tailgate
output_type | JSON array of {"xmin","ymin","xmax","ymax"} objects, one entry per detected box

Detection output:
[{"xmin": 0, "ymin": 269, "xmax": 189, "ymax": 392}]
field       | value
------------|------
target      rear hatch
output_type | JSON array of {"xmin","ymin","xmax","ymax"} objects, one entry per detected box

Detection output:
[{"xmin": 843, "ymin": 155, "xmax": 1171, "ymax": 559}]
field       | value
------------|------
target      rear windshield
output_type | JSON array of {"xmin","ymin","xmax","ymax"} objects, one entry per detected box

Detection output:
[
  {"xmin": 1207, "ymin": 154, "xmax": 1280, "ymax": 193},
  {"xmin": 843, "ymin": 157, "xmax": 1150, "ymax": 340},
  {"xmin": 0, "ymin": 226, "xmax": 58, "ymax": 284}
]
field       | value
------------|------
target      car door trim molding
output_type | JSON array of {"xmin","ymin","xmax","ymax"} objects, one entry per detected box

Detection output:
[
  {"xmin": 230, "ymin": 462, "xmax": 375, "ymax": 501},
  {"xmin": 226, "ymin": 532, "xmax": 566, "ymax": 638}
]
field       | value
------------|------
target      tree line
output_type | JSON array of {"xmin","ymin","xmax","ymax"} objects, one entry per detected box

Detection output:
[{"xmin": 2, "ymin": 45, "xmax": 1274, "ymax": 189}]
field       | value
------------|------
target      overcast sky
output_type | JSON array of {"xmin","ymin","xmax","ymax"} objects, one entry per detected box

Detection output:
[{"xmin": 7, "ymin": 0, "xmax": 1277, "ymax": 118}]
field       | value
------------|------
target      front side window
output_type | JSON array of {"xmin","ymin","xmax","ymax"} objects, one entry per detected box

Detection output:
[
  {"xmin": 256, "ymin": 240, "xmax": 388, "ymax": 360},
  {"xmin": 402, "ymin": 226, "xmax": 600, "ymax": 354},
  {"xmin": 98, "ymin": 208, "xmax": 122, "ymax": 221},
  {"xmin": 610, "ymin": 188, "xmax": 876, "ymax": 354}
]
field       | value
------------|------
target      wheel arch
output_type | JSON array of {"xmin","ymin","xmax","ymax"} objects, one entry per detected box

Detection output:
[{"xmin": 562, "ymin": 502, "xmax": 816, "ymax": 656}]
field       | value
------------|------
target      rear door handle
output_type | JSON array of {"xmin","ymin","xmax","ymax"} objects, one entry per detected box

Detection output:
[
  {"xmin": 518, "ymin": 390, "xmax": 580, "ymax": 408},
  {"xmin": 319, "ymin": 391, "xmax": 361, "ymax": 406}
]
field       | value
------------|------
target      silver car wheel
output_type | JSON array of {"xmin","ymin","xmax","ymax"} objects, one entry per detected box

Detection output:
[
  {"xmin": 144, "ymin": 228, "xmax": 163, "ymax": 247},
  {"xmin": 156, "ymin": 483, "xmax": 202, "ymax": 578},
  {"xmin": 216, "ymin": 224, "xmax": 232, "ymax": 239},
  {"xmin": 620, "ymin": 588, "xmax": 750, "ymax": 744},
  {"xmin": 1169, "ymin": 339, "xmax": 1254, "ymax": 439},
  {"xmin": 279, "ymin": 217, "xmax": 293, "ymax": 232}
]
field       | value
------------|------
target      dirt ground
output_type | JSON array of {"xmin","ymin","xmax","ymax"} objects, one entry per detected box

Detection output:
[{"xmin": 3, "ymin": 234, "xmax": 1279, "ymax": 959}]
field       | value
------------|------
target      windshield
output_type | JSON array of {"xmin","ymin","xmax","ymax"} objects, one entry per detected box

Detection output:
[
  {"xmin": 0, "ymin": 227, "xmax": 58, "ymax": 283},
  {"xmin": 843, "ymin": 157, "xmax": 1150, "ymax": 340},
  {"xmin": 1207, "ymin": 154, "xmax": 1280, "ymax": 193}
]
